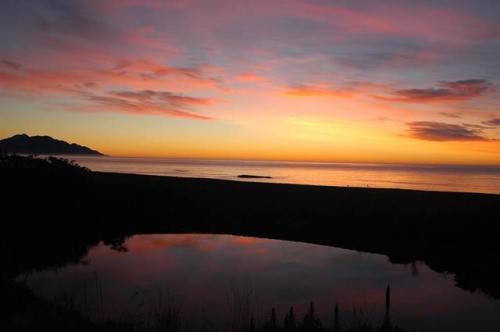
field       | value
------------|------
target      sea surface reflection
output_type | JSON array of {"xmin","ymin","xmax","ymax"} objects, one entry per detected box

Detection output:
[
  {"xmin": 67, "ymin": 156, "xmax": 500, "ymax": 194},
  {"xmin": 22, "ymin": 234, "xmax": 500, "ymax": 331}
]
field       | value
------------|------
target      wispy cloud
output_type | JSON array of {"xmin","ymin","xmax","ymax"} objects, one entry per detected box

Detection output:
[
  {"xmin": 284, "ymin": 84, "xmax": 351, "ymax": 98},
  {"xmin": 0, "ymin": 59, "xmax": 217, "ymax": 119},
  {"xmin": 110, "ymin": 90, "xmax": 213, "ymax": 107},
  {"xmin": 384, "ymin": 79, "xmax": 494, "ymax": 102},
  {"xmin": 439, "ymin": 112, "xmax": 462, "ymax": 119},
  {"xmin": 482, "ymin": 118, "xmax": 500, "ymax": 127},
  {"xmin": 407, "ymin": 121, "xmax": 488, "ymax": 141},
  {"xmin": 1, "ymin": 59, "xmax": 21, "ymax": 70},
  {"xmin": 83, "ymin": 92, "xmax": 212, "ymax": 120},
  {"xmin": 234, "ymin": 72, "xmax": 266, "ymax": 83},
  {"xmin": 0, "ymin": 59, "xmax": 217, "ymax": 92}
]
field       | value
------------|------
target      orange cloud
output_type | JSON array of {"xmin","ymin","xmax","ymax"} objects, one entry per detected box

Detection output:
[
  {"xmin": 234, "ymin": 72, "xmax": 266, "ymax": 83},
  {"xmin": 284, "ymin": 84, "xmax": 351, "ymax": 98}
]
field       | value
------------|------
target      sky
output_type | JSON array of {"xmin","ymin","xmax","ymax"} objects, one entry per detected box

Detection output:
[{"xmin": 1, "ymin": 0, "xmax": 500, "ymax": 165}]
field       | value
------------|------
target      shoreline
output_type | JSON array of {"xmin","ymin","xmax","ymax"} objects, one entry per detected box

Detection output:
[
  {"xmin": 62, "ymin": 153, "xmax": 500, "ymax": 168},
  {"xmin": 95, "ymin": 170, "xmax": 500, "ymax": 196},
  {"xmin": 47, "ymin": 154, "xmax": 500, "ymax": 195}
]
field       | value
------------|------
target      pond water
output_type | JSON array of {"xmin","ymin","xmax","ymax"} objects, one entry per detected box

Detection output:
[{"xmin": 21, "ymin": 234, "xmax": 500, "ymax": 331}]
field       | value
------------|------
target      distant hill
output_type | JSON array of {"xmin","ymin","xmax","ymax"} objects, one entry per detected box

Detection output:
[{"xmin": 0, "ymin": 134, "xmax": 103, "ymax": 155}]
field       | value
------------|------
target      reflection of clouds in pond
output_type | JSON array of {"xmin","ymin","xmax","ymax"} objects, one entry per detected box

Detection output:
[{"xmin": 24, "ymin": 234, "xmax": 500, "ymax": 331}]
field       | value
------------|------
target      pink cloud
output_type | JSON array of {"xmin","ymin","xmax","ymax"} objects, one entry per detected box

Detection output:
[
  {"xmin": 234, "ymin": 72, "xmax": 266, "ymax": 83},
  {"xmin": 0, "ymin": 58, "xmax": 217, "ymax": 119},
  {"xmin": 284, "ymin": 84, "xmax": 352, "ymax": 98},
  {"xmin": 125, "ymin": 26, "xmax": 178, "ymax": 54},
  {"xmin": 0, "ymin": 59, "xmax": 217, "ymax": 92},
  {"xmin": 291, "ymin": 2, "xmax": 500, "ymax": 45},
  {"xmin": 80, "ymin": 93, "xmax": 212, "ymax": 120}
]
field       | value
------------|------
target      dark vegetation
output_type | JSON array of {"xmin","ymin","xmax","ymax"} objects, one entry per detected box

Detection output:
[
  {"xmin": 2, "ymin": 154, "xmax": 500, "ymax": 331},
  {"xmin": 0, "ymin": 134, "xmax": 103, "ymax": 155}
]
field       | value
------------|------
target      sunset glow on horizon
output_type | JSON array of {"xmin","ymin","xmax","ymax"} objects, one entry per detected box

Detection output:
[{"xmin": 1, "ymin": 0, "xmax": 500, "ymax": 165}]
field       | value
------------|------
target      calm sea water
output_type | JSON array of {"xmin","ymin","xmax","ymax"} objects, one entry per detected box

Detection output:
[
  {"xmin": 22, "ymin": 234, "xmax": 500, "ymax": 332},
  {"xmin": 67, "ymin": 156, "xmax": 500, "ymax": 194}
]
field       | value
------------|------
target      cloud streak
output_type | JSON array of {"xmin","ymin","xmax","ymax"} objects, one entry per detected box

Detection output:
[
  {"xmin": 483, "ymin": 118, "xmax": 500, "ymax": 127},
  {"xmin": 110, "ymin": 90, "xmax": 213, "ymax": 107},
  {"xmin": 407, "ymin": 121, "xmax": 488, "ymax": 141},
  {"xmin": 0, "ymin": 59, "xmax": 217, "ymax": 92},
  {"xmin": 83, "ymin": 93, "xmax": 212, "ymax": 120},
  {"xmin": 0, "ymin": 59, "xmax": 217, "ymax": 119},
  {"xmin": 1, "ymin": 59, "xmax": 21, "ymax": 70},
  {"xmin": 385, "ymin": 79, "xmax": 494, "ymax": 102},
  {"xmin": 285, "ymin": 84, "xmax": 351, "ymax": 98}
]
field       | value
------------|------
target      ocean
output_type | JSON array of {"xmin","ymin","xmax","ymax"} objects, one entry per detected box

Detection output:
[{"xmin": 64, "ymin": 156, "xmax": 500, "ymax": 194}]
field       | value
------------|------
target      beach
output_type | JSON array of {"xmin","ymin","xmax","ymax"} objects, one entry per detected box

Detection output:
[
  {"xmin": 3, "ymin": 156, "xmax": 500, "ymax": 331},
  {"xmin": 66, "ymin": 156, "xmax": 500, "ymax": 194},
  {"xmin": 4, "ymin": 157, "xmax": 500, "ymax": 295}
]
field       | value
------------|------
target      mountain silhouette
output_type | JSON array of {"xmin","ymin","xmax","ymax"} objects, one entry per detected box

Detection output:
[{"xmin": 0, "ymin": 134, "xmax": 103, "ymax": 155}]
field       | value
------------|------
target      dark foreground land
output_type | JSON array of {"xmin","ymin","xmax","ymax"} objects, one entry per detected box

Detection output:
[{"xmin": 2, "ymin": 155, "xmax": 500, "ymax": 331}]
